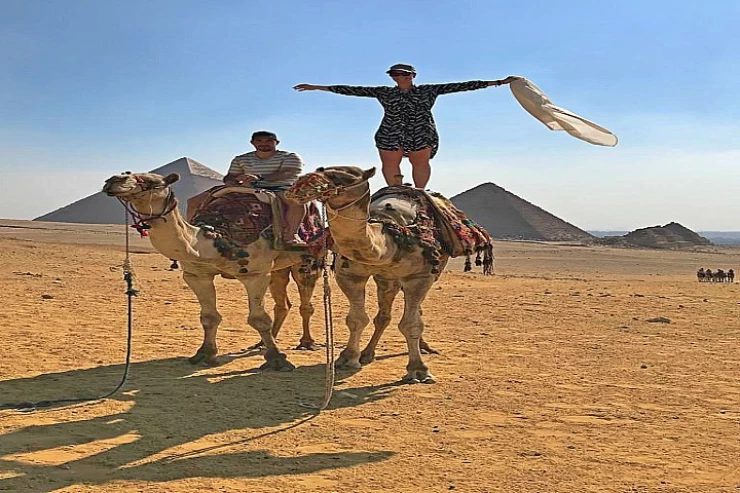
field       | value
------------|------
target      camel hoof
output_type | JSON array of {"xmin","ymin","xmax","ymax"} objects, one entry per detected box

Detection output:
[
  {"xmin": 259, "ymin": 352, "xmax": 296, "ymax": 372},
  {"xmin": 359, "ymin": 351, "xmax": 375, "ymax": 365},
  {"xmin": 295, "ymin": 341, "xmax": 317, "ymax": 351},
  {"xmin": 403, "ymin": 371, "xmax": 436, "ymax": 384},
  {"xmin": 247, "ymin": 340, "xmax": 265, "ymax": 351},
  {"xmin": 419, "ymin": 342, "xmax": 440, "ymax": 355},
  {"xmin": 188, "ymin": 348, "xmax": 217, "ymax": 365},
  {"xmin": 334, "ymin": 358, "xmax": 362, "ymax": 370}
]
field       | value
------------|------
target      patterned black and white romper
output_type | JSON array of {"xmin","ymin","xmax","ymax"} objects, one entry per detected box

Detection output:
[{"xmin": 328, "ymin": 81, "xmax": 488, "ymax": 158}]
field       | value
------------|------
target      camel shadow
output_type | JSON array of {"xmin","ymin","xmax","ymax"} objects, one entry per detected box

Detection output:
[{"xmin": 0, "ymin": 356, "xmax": 396, "ymax": 492}]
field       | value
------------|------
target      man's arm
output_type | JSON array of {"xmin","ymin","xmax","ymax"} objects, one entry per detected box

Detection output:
[{"xmin": 223, "ymin": 156, "xmax": 259, "ymax": 185}]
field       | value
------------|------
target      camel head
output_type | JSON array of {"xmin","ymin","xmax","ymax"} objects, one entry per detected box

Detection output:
[
  {"xmin": 285, "ymin": 166, "xmax": 376, "ymax": 205},
  {"xmin": 103, "ymin": 171, "xmax": 180, "ymax": 213}
]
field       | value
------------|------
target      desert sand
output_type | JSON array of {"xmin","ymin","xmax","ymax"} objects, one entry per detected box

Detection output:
[{"xmin": 1, "ymin": 220, "xmax": 739, "ymax": 492}]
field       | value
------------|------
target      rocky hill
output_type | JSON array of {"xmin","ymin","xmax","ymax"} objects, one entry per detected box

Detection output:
[{"xmin": 596, "ymin": 222, "xmax": 711, "ymax": 249}]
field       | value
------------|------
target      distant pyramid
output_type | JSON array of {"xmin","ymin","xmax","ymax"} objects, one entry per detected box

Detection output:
[
  {"xmin": 599, "ymin": 222, "xmax": 711, "ymax": 249},
  {"xmin": 34, "ymin": 157, "xmax": 223, "ymax": 224},
  {"xmin": 451, "ymin": 183, "xmax": 593, "ymax": 241}
]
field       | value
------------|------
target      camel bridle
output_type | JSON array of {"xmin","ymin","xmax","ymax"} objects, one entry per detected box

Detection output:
[{"xmin": 115, "ymin": 176, "xmax": 179, "ymax": 236}]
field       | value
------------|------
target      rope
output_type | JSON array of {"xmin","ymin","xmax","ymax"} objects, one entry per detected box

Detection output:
[
  {"xmin": 0, "ymin": 205, "xmax": 137, "ymax": 413},
  {"xmin": 299, "ymin": 203, "xmax": 336, "ymax": 411}
]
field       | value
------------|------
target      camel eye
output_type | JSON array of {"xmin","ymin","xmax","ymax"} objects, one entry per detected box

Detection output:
[
  {"xmin": 316, "ymin": 167, "xmax": 325, "ymax": 172},
  {"xmin": 124, "ymin": 171, "xmax": 132, "ymax": 175}
]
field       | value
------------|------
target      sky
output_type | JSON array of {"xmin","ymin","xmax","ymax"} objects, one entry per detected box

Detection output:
[{"xmin": 1, "ymin": 0, "xmax": 738, "ymax": 231}]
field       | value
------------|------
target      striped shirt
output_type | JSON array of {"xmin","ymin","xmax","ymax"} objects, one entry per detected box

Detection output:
[{"xmin": 227, "ymin": 150, "xmax": 304, "ymax": 189}]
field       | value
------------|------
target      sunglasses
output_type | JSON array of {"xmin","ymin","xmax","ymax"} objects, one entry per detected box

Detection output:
[{"xmin": 389, "ymin": 71, "xmax": 413, "ymax": 77}]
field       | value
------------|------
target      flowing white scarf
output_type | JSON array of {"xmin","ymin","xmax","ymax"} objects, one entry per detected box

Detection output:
[{"xmin": 509, "ymin": 77, "xmax": 618, "ymax": 147}]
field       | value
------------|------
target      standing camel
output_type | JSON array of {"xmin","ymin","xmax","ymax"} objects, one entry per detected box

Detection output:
[
  {"xmin": 103, "ymin": 171, "xmax": 321, "ymax": 370},
  {"xmin": 287, "ymin": 166, "xmax": 491, "ymax": 383}
]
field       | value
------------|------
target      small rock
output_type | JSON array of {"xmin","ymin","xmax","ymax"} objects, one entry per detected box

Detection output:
[
  {"xmin": 338, "ymin": 391, "xmax": 359, "ymax": 399},
  {"xmin": 646, "ymin": 317, "xmax": 671, "ymax": 324},
  {"xmin": 41, "ymin": 294, "xmax": 54, "ymax": 300},
  {"xmin": 619, "ymin": 324, "xmax": 629, "ymax": 329},
  {"xmin": 640, "ymin": 364, "xmax": 648, "ymax": 369}
]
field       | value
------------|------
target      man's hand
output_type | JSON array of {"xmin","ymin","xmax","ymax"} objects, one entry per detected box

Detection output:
[
  {"xmin": 235, "ymin": 174, "xmax": 259, "ymax": 184},
  {"xmin": 224, "ymin": 173, "xmax": 259, "ymax": 185}
]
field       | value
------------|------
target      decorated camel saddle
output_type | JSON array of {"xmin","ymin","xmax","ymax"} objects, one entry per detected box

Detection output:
[
  {"xmin": 370, "ymin": 186, "xmax": 494, "ymax": 274},
  {"xmin": 187, "ymin": 185, "xmax": 328, "ymax": 258}
]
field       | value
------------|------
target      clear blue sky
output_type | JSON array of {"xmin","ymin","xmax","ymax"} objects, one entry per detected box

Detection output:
[{"xmin": 1, "ymin": 0, "xmax": 738, "ymax": 230}]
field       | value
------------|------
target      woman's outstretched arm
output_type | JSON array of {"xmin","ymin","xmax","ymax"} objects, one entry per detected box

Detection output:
[
  {"xmin": 293, "ymin": 84, "xmax": 385, "ymax": 98},
  {"xmin": 428, "ymin": 76, "xmax": 520, "ymax": 95}
]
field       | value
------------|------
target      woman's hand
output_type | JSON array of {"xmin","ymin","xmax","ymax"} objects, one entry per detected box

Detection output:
[
  {"xmin": 293, "ymin": 84, "xmax": 316, "ymax": 91},
  {"xmin": 488, "ymin": 76, "xmax": 521, "ymax": 87},
  {"xmin": 293, "ymin": 84, "xmax": 327, "ymax": 91}
]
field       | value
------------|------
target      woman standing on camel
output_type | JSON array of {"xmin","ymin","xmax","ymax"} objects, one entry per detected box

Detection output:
[{"xmin": 294, "ymin": 63, "xmax": 518, "ymax": 189}]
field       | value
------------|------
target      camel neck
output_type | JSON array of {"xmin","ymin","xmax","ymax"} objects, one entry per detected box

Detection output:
[
  {"xmin": 145, "ymin": 207, "xmax": 201, "ymax": 261},
  {"xmin": 325, "ymin": 192, "xmax": 398, "ymax": 265}
]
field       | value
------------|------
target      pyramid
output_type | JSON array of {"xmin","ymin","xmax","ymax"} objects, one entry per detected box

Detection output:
[
  {"xmin": 34, "ymin": 157, "xmax": 223, "ymax": 224},
  {"xmin": 451, "ymin": 183, "xmax": 593, "ymax": 242},
  {"xmin": 598, "ymin": 222, "xmax": 711, "ymax": 249}
]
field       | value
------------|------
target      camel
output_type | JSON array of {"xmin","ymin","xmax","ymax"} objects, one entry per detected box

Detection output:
[
  {"xmin": 286, "ymin": 166, "xmax": 491, "ymax": 384},
  {"xmin": 103, "ymin": 171, "xmax": 322, "ymax": 370},
  {"xmin": 728, "ymin": 269, "xmax": 735, "ymax": 283}
]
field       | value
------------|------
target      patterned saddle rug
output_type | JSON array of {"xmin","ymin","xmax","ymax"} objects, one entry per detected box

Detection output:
[
  {"xmin": 189, "ymin": 186, "xmax": 329, "ymax": 262},
  {"xmin": 369, "ymin": 186, "xmax": 494, "ymax": 275}
]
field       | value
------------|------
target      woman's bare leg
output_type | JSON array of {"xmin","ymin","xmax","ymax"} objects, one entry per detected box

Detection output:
[
  {"xmin": 408, "ymin": 148, "xmax": 433, "ymax": 189},
  {"xmin": 378, "ymin": 148, "xmax": 405, "ymax": 186}
]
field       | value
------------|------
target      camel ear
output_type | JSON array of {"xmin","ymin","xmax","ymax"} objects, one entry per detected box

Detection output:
[
  {"xmin": 362, "ymin": 167, "xmax": 376, "ymax": 180},
  {"xmin": 163, "ymin": 173, "xmax": 180, "ymax": 185}
]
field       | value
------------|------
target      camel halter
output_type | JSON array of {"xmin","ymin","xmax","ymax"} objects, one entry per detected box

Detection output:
[
  {"xmin": 285, "ymin": 171, "xmax": 370, "ymax": 204},
  {"xmin": 117, "ymin": 179, "xmax": 179, "ymax": 236}
]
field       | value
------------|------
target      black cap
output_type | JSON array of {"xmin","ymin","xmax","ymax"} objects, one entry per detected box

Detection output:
[
  {"xmin": 251, "ymin": 130, "xmax": 278, "ymax": 141},
  {"xmin": 386, "ymin": 63, "xmax": 416, "ymax": 75}
]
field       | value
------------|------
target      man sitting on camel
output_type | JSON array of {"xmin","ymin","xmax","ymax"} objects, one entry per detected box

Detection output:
[{"xmin": 187, "ymin": 130, "xmax": 308, "ymax": 247}]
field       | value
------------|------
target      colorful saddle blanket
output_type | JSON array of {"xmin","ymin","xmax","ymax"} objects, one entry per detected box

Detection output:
[
  {"xmin": 369, "ymin": 186, "xmax": 494, "ymax": 274},
  {"xmin": 190, "ymin": 186, "xmax": 329, "ymax": 260}
]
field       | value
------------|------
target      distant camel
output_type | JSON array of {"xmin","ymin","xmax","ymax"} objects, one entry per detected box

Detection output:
[
  {"xmin": 697, "ymin": 268, "xmax": 705, "ymax": 282},
  {"xmin": 704, "ymin": 268, "xmax": 713, "ymax": 282},
  {"xmin": 728, "ymin": 269, "xmax": 735, "ymax": 283},
  {"xmin": 715, "ymin": 269, "xmax": 726, "ymax": 283}
]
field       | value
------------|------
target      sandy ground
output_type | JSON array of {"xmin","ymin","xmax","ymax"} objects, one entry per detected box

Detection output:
[{"xmin": 1, "ymin": 221, "xmax": 739, "ymax": 492}]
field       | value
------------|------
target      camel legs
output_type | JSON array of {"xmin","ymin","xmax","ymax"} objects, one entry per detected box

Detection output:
[
  {"xmin": 335, "ymin": 272, "xmax": 371, "ymax": 369},
  {"xmin": 240, "ymin": 274, "xmax": 295, "ymax": 371},
  {"xmin": 268, "ymin": 267, "xmax": 292, "ymax": 340},
  {"xmin": 291, "ymin": 265, "xmax": 318, "ymax": 350},
  {"xmin": 398, "ymin": 275, "xmax": 436, "ymax": 384},
  {"xmin": 360, "ymin": 276, "xmax": 401, "ymax": 364},
  {"xmin": 183, "ymin": 272, "xmax": 222, "ymax": 366}
]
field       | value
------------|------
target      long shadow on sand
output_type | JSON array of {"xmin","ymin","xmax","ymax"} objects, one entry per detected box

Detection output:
[{"xmin": 0, "ymin": 354, "xmax": 396, "ymax": 492}]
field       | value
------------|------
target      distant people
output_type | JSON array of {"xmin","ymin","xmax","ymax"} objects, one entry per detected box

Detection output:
[
  {"xmin": 223, "ymin": 131, "xmax": 308, "ymax": 247},
  {"xmin": 293, "ymin": 63, "xmax": 518, "ymax": 189},
  {"xmin": 696, "ymin": 267, "xmax": 735, "ymax": 283}
]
